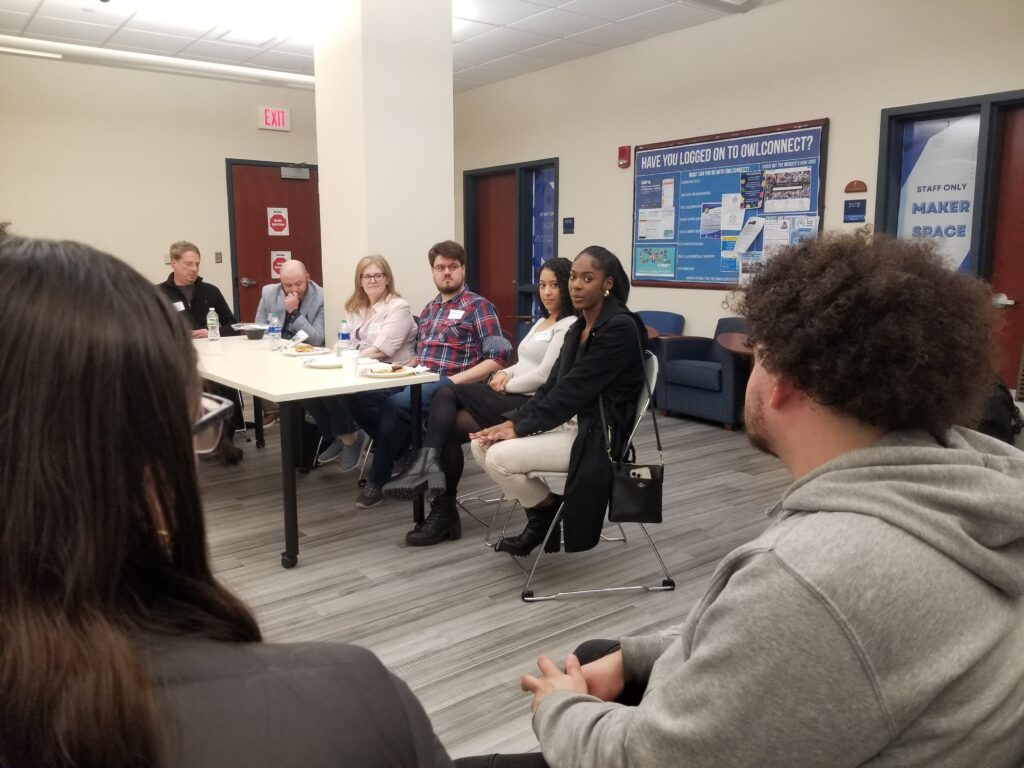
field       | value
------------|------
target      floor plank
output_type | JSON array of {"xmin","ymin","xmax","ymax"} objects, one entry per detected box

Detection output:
[{"xmin": 199, "ymin": 412, "xmax": 790, "ymax": 758}]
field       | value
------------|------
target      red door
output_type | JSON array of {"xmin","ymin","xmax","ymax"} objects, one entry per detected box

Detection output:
[
  {"xmin": 229, "ymin": 162, "xmax": 322, "ymax": 322},
  {"xmin": 475, "ymin": 172, "xmax": 517, "ymax": 333},
  {"xmin": 990, "ymin": 107, "xmax": 1024, "ymax": 390}
]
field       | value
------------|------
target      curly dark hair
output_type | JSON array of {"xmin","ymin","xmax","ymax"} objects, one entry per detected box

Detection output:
[
  {"xmin": 734, "ymin": 230, "xmax": 996, "ymax": 436},
  {"xmin": 537, "ymin": 256, "xmax": 575, "ymax": 319}
]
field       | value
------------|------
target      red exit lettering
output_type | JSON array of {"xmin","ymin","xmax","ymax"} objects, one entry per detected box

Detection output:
[{"xmin": 259, "ymin": 106, "xmax": 290, "ymax": 131}]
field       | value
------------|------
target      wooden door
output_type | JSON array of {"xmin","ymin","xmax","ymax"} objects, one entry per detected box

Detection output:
[
  {"xmin": 475, "ymin": 172, "xmax": 517, "ymax": 331},
  {"xmin": 228, "ymin": 162, "xmax": 322, "ymax": 322},
  {"xmin": 990, "ymin": 107, "xmax": 1024, "ymax": 390}
]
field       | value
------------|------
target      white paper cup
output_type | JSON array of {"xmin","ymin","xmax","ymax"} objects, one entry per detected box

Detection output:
[{"xmin": 342, "ymin": 348, "xmax": 360, "ymax": 376}]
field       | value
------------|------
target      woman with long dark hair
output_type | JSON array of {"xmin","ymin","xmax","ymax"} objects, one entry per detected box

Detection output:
[
  {"xmin": 384, "ymin": 257, "xmax": 576, "ymax": 546},
  {"xmin": 0, "ymin": 237, "xmax": 450, "ymax": 768},
  {"xmin": 470, "ymin": 246, "xmax": 646, "ymax": 556}
]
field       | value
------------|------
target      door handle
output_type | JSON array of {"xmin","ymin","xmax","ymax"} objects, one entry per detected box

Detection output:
[
  {"xmin": 240, "ymin": 277, "xmax": 257, "ymax": 288},
  {"xmin": 993, "ymin": 292, "xmax": 1017, "ymax": 308}
]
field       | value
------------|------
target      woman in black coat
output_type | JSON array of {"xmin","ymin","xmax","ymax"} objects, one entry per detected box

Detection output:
[{"xmin": 470, "ymin": 246, "xmax": 645, "ymax": 555}]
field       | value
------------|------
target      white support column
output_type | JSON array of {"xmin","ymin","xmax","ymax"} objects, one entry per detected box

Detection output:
[{"xmin": 314, "ymin": 0, "xmax": 454, "ymax": 333}]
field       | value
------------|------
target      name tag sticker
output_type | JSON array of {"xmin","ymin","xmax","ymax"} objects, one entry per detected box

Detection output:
[
  {"xmin": 535, "ymin": 330, "xmax": 553, "ymax": 341},
  {"xmin": 173, "ymin": 301, "xmax": 185, "ymax": 311},
  {"xmin": 448, "ymin": 309, "xmax": 465, "ymax": 320},
  {"xmin": 368, "ymin": 322, "xmax": 382, "ymax": 335}
]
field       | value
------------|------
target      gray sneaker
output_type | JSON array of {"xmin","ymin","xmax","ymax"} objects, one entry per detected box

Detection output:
[
  {"xmin": 355, "ymin": 483, "xmax": 383, "ymax": 509},
  {"xmin": 317, "ymin": 439, "xmax": 346, "ymax": 464},
  {"xmin": 337, "ymin": 430, "xmax": 366, "ymax": 472}
]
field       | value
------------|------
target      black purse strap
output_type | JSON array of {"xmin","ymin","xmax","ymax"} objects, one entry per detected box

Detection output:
[{"xmin": 598, "ymin": 322, "xmax": 663, "ymax": 466}]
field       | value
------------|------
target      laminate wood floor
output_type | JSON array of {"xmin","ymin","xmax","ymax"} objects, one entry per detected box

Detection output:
[{"xmin": 198, "ymin": 413, "xmax": 790, "ymax": 759}]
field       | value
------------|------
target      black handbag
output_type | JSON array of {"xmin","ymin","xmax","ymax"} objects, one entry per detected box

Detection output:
[{"xmin": 599, "ymin": 333, "xmax": 665, "ymax": 525}]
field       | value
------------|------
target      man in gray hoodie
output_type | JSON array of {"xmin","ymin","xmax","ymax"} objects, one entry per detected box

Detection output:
[{"xmin": 460, "ymin": 232, "xmax": 1024, "ymax": 768}]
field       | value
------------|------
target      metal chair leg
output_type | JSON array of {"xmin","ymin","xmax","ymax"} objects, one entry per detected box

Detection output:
[
  {"xmin": 357, "ymin": 438, "xmax": 373, "ymax": 487},
  {"xmin": 235, "ymin": 390, "xmax": 251, "ymax": 443}
]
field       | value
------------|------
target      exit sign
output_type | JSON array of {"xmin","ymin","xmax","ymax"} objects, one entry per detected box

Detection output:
[{"xmin": 258, "ymin": 106, "xmax": 291, "ymax": 132}]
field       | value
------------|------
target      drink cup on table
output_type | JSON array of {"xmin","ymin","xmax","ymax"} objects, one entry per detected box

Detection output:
[{"xmin": 342, "ymin": 349, "xmax": 360, "ymax": 376}]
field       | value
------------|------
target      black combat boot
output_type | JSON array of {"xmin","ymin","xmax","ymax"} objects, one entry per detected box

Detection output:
[
  {"xmin": 495, "ymin": 497, "xmax": 562, "ymax": 556},
  {"xmin": 405, "ymin": 495, "xmax": 461, "ymax": 546},
  {"xmin": 383, "ymin": 447, "xmax": 445, "ymax": 500}
]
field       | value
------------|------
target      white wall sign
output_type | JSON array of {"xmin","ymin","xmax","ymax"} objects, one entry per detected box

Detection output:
[
  {"xmin": 258, "ymin": 106, "xmax": 291, "ymax": 132},
  {"xmin": 271, "ymin": 250, "xmax": 292, "ymax": 279},
  {"xmin": 267, "ymin": 207, "xmax": 289, "ymax": 236}
]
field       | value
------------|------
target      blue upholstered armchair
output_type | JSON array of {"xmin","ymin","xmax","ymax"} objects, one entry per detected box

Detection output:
[
  {"xmin": 655, "ymin": 317, "xmax": 750, "ymax": 428},
  {"xmin": 637, "ymin": 310, "xmax": 685, "ymax": 336}
]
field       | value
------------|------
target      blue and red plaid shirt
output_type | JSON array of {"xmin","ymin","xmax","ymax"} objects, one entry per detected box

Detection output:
[{"xmin": 417, "ymin": 287, "xmax": 509, "ymax": 375}]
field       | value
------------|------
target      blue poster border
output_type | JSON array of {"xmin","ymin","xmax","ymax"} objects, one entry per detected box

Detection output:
[{"xmin": 630, "ymin": 118, "xmax": 829, "ymax": 290}]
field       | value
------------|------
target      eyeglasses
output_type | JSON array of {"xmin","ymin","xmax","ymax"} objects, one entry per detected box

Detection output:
[
  {"xmin": 432, "ymin": 264, "xmax": 463, "ymax": 274},
  {"xmin": 361, "ymin": 273, "xmax": 385, "ymax": 283},
  {"xmin": 193, "ymin": 393, "xmax": 234, "ymax": 454}
]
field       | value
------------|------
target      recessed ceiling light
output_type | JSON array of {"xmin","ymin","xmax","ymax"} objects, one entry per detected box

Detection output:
[{"xmin": 0, "ymin": 46, "xmax": 63, "ymax": 59}]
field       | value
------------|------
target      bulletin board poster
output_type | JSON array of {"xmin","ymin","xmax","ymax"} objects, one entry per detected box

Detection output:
[
  {"xmin": 895, "ymin": 114, "xmax": 979, "ymax": 274},
  {"xmin": 631, "ymin": 120, "xmax": 828, "ymax": 287}
]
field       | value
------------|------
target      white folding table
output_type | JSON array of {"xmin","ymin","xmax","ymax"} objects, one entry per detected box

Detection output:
[{"xmin": 195, "ymin": 336, "xmax": 438, "ymax": 568}]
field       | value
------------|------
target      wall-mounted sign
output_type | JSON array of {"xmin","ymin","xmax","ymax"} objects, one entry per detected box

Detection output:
[
  {"xmin": 271, "ymin": 250, "xmax": 291, "ymax": 279},
  {"xmin": 844, "ymin": 199, "xmax": 867, "ymax": 223},
  {"xmin": 259, "ymin": 106, "xmax": 291, "ymax": 132},
  {"xmin": 896, "ymin": 114, "xmax": 979, "ymax": 273},
  {"xmin": 562, "ymin": 217, "xmax": 574, "ymax": 234},
  {"xmin": 267, "ymin": 207, "xmax": 289, "ymax": 236},
  {"xmin": 631, "ymin": 119, "xmax": 827, "ymax": 288}
]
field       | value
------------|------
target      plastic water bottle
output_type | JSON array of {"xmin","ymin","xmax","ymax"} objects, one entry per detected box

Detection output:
[
  {"xmin": 267, "ymin": 312, "xmax": 282, "ymax": 349},
  {"xmin": 334, "ymin": 319, "xmax": 351, "ymax": 355},
  {"xmin": 206, "ymin": 308, "xmax": 220, "ymax": 341}
]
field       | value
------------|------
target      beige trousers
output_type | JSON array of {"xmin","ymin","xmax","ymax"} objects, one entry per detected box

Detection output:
[{"xmin": 470, "ymin": 423, "xmax": 578, "ymax": 508}]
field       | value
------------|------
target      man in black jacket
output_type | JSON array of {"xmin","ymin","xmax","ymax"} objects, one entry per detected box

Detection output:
[
  {"xmin": 157, "ymin": 240, "xmax": 238, "ymax": 338},
  {"xmin": 156, "ymin": 240, "xmax": 243, "ymax": 462}
]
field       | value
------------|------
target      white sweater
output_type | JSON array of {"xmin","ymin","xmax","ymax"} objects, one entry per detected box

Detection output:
[{"xmin": 504, "ymin": 315, "xmax": 576, "ymax": 395}]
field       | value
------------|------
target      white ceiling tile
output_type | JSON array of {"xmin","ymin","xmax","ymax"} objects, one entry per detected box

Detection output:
[
  {"xmin": 567, "ymin": 21, "xmax": 658, "ymax": 47},
  {"xmin": 0, "ymin": 9, "xmax": 29, "ymax": 34},
  {"xmin": 624, "ymin": 2, "xmax": 724, "ymax": 30},
  {"xmin": 453, "ymin": 60, "xmax": 475, "ymax": 73},
  {"xmin": 178, "ymin": 38, "xmax": 262, "ymax": 63},
  {"xmin": 452, "ymin": 16, "xmax": 499, "ymax": 42},
  {"xmin": 104, "ymin": 27, "xmax": 193, "ymax": 54},
  {"xmin": 510, "ymin": 8, "xmax": 606, "ymax": 36},
  {"xmin": 452, "ymin": 25, "xmax": 554, "ymax": 65},
  {"xmin": 558, "ymin": 0, "xmax": 669, "ymax": 21},
  {"xmin": 36, "ymin": 0, "xmax": 140, "ymax": 26},
  {"xmin": 122, "ymin": 7, "xmax": 219, "ymax": 38},
  {"xmin": 516, "ymin": 0, "xmax": 568, "ymax": 6},
  {"xmin": 0, "ymin": 0, "xmax": 43, "ymax": 13},
  {"xmin": 468, "ymin": 52, "xmax": 551, "ymax": 81},
  {"xmin": 245, "ymin": 49, "xmax": 313, "ymax": 70},
  {"xmin": 454, "ymin": 77, "xmax": 481, "ymax": 92},
  {"xmin": 271, "ymin": 38, "xmax": 313, "ymax": 56},
  {"xmin": 524, "ymin": 36, "xmax": 605, "ymax": 61},
  {"xmin": 24, "ymin": 15, "xmax": 116, "ymax": 43},
  {"xmin": 451, "ymin": 0, "xmax": 555, "ymax": 26}
]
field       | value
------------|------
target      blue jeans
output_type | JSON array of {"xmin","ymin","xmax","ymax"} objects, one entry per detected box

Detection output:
[{"xmin": 346, "ymin": 379, "xmax": 449, "ymax": 488}]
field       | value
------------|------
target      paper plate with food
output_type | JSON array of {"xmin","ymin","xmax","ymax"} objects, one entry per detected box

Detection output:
[
  {"xmin": 281, "ymin": 343, "xmax": 330, "ymax": 357},
  {"xmin": 363, "ymin": 363, "xmax": 421, "ymax": 379}
]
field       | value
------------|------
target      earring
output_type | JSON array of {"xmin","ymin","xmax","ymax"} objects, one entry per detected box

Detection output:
[{"xmin": 603, "ymin": 289, "xmax": 610, "ymax": 298}]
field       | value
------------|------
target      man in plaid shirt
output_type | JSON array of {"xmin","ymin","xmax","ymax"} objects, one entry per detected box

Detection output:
[{"xmin": 347, "ymin": 241, "xmax": 510, "ymax": 531}]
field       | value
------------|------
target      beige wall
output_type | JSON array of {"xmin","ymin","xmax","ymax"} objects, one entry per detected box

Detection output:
[
  {"xmin": 454, "ymin": 0, "xmax": 1024, "ymax": 336},
  {"xmin": 0, "ymin": 56, "xmax": 317, "ymax": 309}
]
